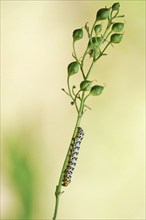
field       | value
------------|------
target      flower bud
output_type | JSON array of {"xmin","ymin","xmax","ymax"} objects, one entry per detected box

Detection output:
[
  {"xmin": 110, "ymin": 33, "xmax": 123, "ymax": 44},
  {"xmin": 90, "ymin": 85, "xmax": 104, "ymax": 96},
  {"xmin": 80, "ymin": 80, "xmax": 93, "ymax": 91},
  {"xmin": 96, "ymin": 8, "xmax": 110, "ymax": 21},
  {"xmin": 68, "ymin": 61, "xmax": 79, "ymax": 76},
  {"xmin": 112, "ymin": 23, "xmax": 124, "ymax": 32},
  {"xmin": 112, "ymin": 2, "xmax": 120, "ymax": 11},
  {"xmin": 94, "ymin": 24, "xmax": 102, "ymax": 34},
  {"xmin": 73, "ymin": 28, "xmax": 83, "ymax": 41}
]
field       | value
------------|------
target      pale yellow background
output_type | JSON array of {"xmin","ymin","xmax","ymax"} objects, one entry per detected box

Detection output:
[{"xmin": 1, "ymin": 0, "xmax": 145, "ymax": 219}]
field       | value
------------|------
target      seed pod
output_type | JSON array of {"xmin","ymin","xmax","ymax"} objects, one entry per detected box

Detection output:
[
  {"xmin": 112, "ymin": 23, "xmax": 124, "ymax": 32},
  {"xmin": 89, "ymin": 48, "xmax": 100, "ymax": 59},
  {"xmin": 112, "ymin": 2, "xmax": 120, "ymax": 11},
  {"xmin": 88, "ymin": 37, "xmax": 102, "ymax": 48},
  {"xmin": 73, "ymin": 28, "xmax": 83, "ymax": 41},
  {"xmin": 90, "ymin": 85, "xmax": 104, "ymax": 96},
  {"xmin": 96, "ymin": 8, "xmax": 110, "ymax": 21},
  {"xmin": 111, "ymin": 33, "xmax": 123, "ymax": 44},
  {"xmin": 80, "ymin": 80, "xmax": 93, "ymax": 91},
  {"xmin": 94, "ymin": 24, "xmax": 102, "ymax": 34},
  {"xmin": 68, "ymin": 61, "xmax": 79, "ymax": 76}
]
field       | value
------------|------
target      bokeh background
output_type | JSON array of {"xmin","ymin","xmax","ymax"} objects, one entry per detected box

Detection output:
[{"xmin": 1, "ymin": 0, "xmax": 145, "ymax": 219}]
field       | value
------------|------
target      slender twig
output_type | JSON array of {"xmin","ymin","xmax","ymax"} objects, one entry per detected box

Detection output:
[
  {"xmin": 67, "ymin": 76, "xmax": 79, "ymax": 113},
  {"xmin": 85, "ymin": 59, "xmax": 95, "ymax": 79},
  {"xmin": 73, "ymin": 41, "xmax": 80, "ymax": 64},
  {"xmin": 52, "ymin": 91, "xmax": 86, "ymax": 220},
  {"xmin": 52, "ymin": 3, "xmax": 125, "ymax": 219},
  {"xmin": 52, "ymin": 61, "xmax": 95, "ymax": 220},
  {"xmin": 95, "ymin": 41, "xmax": 111, "ymax": 61},
  {"xmin": 80, "ymin": 19, "xmax": 97, "ymax": 77},
  {"xmin": 61, "ymin": 88, "xmax": 70, "ymax": 96}
]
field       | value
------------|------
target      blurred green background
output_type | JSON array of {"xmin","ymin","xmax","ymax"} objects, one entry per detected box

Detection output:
[{"xmin": 1, "ymin": 1, "xmax": 145, "ymax": 219}]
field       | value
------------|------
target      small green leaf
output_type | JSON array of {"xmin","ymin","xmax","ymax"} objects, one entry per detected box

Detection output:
[
  {"xmin": 112, "ymin": 23, "xmax": 124, "ymax": 32},
  {"xmin": 80, "ymin": 80, "xmax": 93, "ymax": 91},
  {"xmin": 111, "ymin": 33, "xmax": 123, "ymax": 44},
  {"xmin": 90, "ymin": 85, "xmax": 104, "ymax": 96},
  {"xmin": 112, "ymin": 2, "xmax": 120, "ymax": 11},
  {"xmin": 68, "ymin": 61, "xmax": 79, "ymax": 76},
  {"xmin": 96, "ymin": 8, "xmax": 110, "ymax": 21},
  {"xmin": 73, "ymin": 28, "xmax": 83, "ymax": 41}
]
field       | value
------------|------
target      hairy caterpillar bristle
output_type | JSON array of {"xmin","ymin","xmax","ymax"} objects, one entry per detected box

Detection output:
[{"xmin": 62, "ymin": 127, "xmax": 84, "ymax": 187}]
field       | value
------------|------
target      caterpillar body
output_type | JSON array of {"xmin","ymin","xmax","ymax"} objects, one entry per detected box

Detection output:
[{"xmin": 62, "ymin": 127, "xmax": 84, "ymax": 187}]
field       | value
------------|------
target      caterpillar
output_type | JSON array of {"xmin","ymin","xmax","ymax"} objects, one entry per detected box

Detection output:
[{"xmin": 62, "ymin": 127, "xmax": 84, "ymax": 187}]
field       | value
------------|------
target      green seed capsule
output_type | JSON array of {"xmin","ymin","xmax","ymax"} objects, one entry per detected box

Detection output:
[
  {"xmin": 89, "ymin": 48, "xmax": 100, "ymax": 59},
  {"xmin": 68, "ymin": 61, "xmax": 79, "ymax": 76},
  {"xmin": 96, "ymin": 8, "xmax": 110, "ymax": 21},
  {"xmin": 90, "ymin": 85, "xmax": 104, "ymax": 96},
  {"xmin": 112, "ymin": 23, "xmax": 124, "ymax": 32},
  {"xmin": 88, "ymin": 37, "xmax": 102, "ymax": 48},
  {"xmin": 73, "ymin": 28, "xmax": 83, "ymax": 41},
  {"xmin": 111, "ymin": 33, "xmax": 123, "ymax": 44},
  {"xmin": 112, "ymin": 2, "xmax": 120, "ymax": 11},
  {"xmin": 94, "ymin": 24, "xmax": 102, "ymax": 34},
  {"xmin": 80, "ymin": 80, "xmax": 93, "ymax": 91}
]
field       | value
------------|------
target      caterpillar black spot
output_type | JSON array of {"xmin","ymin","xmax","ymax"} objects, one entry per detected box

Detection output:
[{"xmin": 62, "ymin": 127, "xmax": 84, "ymax": 187}]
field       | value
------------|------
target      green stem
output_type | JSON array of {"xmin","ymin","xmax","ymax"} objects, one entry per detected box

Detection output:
[
  {"xmin": 67, "ymin": 76, "xmax": 79, "ymax": 113},
  {"xmin": 62, "ymin": 88, "xmax": 70, "ymax": 97},
  {"xmin": 104, "ymin": 30, "xmax": 112, "ymax": 42},
  {"xmin": 96, "ymin": 41, "xmax": 111, "ymax": 61},
  {"xmin": 73, "ymin": 41, "xmax": 86, "ymax": 79},
  {"xmin": 80, "ymin": 19, "xmax": 96, "ymax": 79},
  {"xmin": 80, "ymin": 65, "xmax": 86, "ymax": 80},
  {"xmin": 52, "ymin": 91, "xmax": 85, "ymax": 220},
  {"xmin": 85, "ymin": 59, "xmax": 95, "ymax": 79},
  {"xmin": 53, "ymin": 17, "xmax": 109, "ymax": 220},
  {"xmin": 52, "ymin": 5, "xmax": 123, "ymax": 218},
  {"xmin": 102, "ymin": 10, "xmax": 119, "ymax": 43},
  {"xmin": 74, "ymin": 89, "xmax": 81, "ymax": 103},
  {"xmin": 73, "ymin": 41, "xmax": 80, "ymax": 64},
  {"xmin": 102, "ymin": 21, "xmax": 112, "ymax": 42},
  {"xmin": 52, "ymin": 186, "xmax": 60, "ymax": 220},
  {"xmin": 52, "ymin": 54, "xmax": 96, "ymax": 220}
]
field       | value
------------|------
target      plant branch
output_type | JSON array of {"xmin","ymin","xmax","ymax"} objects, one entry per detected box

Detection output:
[
  {"xmin": 52, "ymin": 3, "xmax": 125, "ymax": 219},
  {"xmin": 67, "ymin": 76, "xmax": 79, "ymax": 112}
]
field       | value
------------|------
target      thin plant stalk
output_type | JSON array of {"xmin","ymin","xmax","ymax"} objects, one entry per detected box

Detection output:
[
  {"xmin": 52, "ymin": 71, "xmax": 91, "ymax": 220},
  {"xmin": 52, "ymin": 3, "xmax": 125, "ymax": 219}
]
